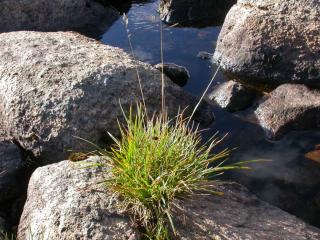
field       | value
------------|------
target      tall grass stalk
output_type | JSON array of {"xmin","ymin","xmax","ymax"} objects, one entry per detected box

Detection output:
[
  {"xmin": 82, "ymin": 13, "xmax": 254, "ymax": 240},
  {"xmin": 159, "ymin": 18, "xmax": 166, "ymax": 114},
  {"xmin": 122, "ymin": 14, "xmax": 147, "ymax": 113}
]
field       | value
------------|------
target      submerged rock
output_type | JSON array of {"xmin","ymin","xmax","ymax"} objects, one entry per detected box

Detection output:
[
  {"xmin": 214, "ymin": 0, "xmax": 320, "ymax": 87},
  {"xmin": 209, "ymin": 80, "xmax": 261, "ymax": 112},
  {"xmin": 197, "ymin": 51, "xmax": 213, "ymax": 60},
  {"xmin": 0, "ymin": 31, "xmax": 213, "ymax": 164},
  {"xmin": 159, "ymin": 0, "xmax": 236, "ymax": 26},
  {"xmin": 0, "ymin": 0, "xmax": 119, "ymax": 37},
  {"xmin": 154, "ymin": 63, "xmax": 190, "ymax": 87},
  {"xmin": 255, "ymin": 84, "xmax": 320, "ymax": 139},
  {"xmin": 18, "ymin": 157, "xmax": 320, "ymax": 239}
]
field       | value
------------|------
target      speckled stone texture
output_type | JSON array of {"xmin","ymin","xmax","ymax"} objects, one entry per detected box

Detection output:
[
  {"xmin": 0, "ymin": 31, "xmax": 213, "ymax": 164},
  {"xmin": 154, "ymin": 63, "xmax": 190, "ymax": 87},
  {"xmin": 208, "ymin": 80, "xmax": 260, "ymax": 112},
  {"xmin": 255, "ymin": 84, "xmax": 320, "ymax": 139},
  {"xmin": 17, "ymin": 156, "xmax": 140, "ymax": 240},
  {"xmin": 18, "ymin": 157, "xmax": 320, "ymax": 239},
  {"xmin": 0, "ymin": 0, "xmax": 119, "ymax": 36},
  {"xmin": 214, "ymin": 0, "xmax": 320, "ymax": 87}
]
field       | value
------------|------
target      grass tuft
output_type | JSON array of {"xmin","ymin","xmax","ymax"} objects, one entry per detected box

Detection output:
[
  {"xmin": 0, "ymin": 229, "xmax": 15, "ymax": 240},
  {"xmin": 90, "ymin": 104, "xmax": 251, "ymax": 239}
]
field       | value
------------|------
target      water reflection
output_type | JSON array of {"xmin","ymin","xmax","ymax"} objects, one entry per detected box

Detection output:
[{"xmin": 101, "ymin": 0, "xmax": 225, "ymax": 96}]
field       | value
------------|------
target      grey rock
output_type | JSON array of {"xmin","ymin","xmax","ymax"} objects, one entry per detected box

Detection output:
[
  {"xmin": 17, "ymin": 156, "xmax": 140, "ymax": 240},
  {"xmin": 0, "ymin": 140, "xmax": 25, "ymax": 203},
  {"xmin": 214, "ymin": 0, "xmax": 320, "ymax": 87},
  {"xmin": 197, "ymin": 51, "xmax": 213, "ymax": 60},
  {"xmin": 174, "ymin": 182, "xmax": 320, "ymax": 240},
  {"xmin": 0, "ymin": 31, "xmax": 213, "ymax": 164},
  {"xmin": 159, "ymin": 0, "xmax": 236, "ymax": 26},
  {"xmin": 209, "ymin": 80, "xmax": 260, "ymax": 112},
  {"xmin": 18, "ymin": 158, "xmax": 320, "ymax": 239},
  {"xmin": 154, "ymin": 63, "xmax": 190, "ymax": 87},
  {"xmin": 255, "ymin": 84, "xmax": 320, "ymax": 139},
  {"xmin": 0, "ymin": 0, "xmax": 119, "ymax": 37}
]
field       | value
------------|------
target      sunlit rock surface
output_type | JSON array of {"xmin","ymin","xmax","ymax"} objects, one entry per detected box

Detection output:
[
  {"xmin": 208, "ymin": 80, "xmax": 261, "ymax": 112},
  {"xmin": 214, "ymin": 0, "xmax": 320, "ymax": 87},
  {"xmin": 0, "ymin": 31, "xmax": 213, "ymax": 164},
  {"xmin": 255, "ymin": 84, "xmax": 320, "ymax": 139},
  {"xmin": 18, "ymin": 157, "xmax": 320, "ymax": 240},
  {"xmin": 0, "ymin": 0, "xmax": 119, "ymax": 37},
  {"xmin": 154, "ymin": 63, "xmax": 190, "ymax": 87}
]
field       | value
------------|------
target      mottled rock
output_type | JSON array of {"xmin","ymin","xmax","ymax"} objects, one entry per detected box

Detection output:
[
  {"xmin": 197, "ymin": 51, "xmax": 212, "ymax": 60},
  {"xmin": 209, "ymin": 80, "xmax": 260, "ymax": 112},
  {"xmin": 17, "ymin": 156, "xmax": 140, "ymax": 240},
  {"xmin": 214, "ymin": 0, "xmax": 320, "ymax": 87},
  {"xmin": 255, "ymin": 84, "xmax": 320, "ymax": 139},
  {"xmin": 0, "ymin": 0, "xmax": 119, "ymax": 37},
  {"xmin": 18, "ymin": 159, "xmax": 320, "ymax": 240},
  {"xmin": 154, "ymin": 63, "xmax": 190, "ymax": 87},
  {"xmin": 174, "ymin": 182, "xmax": 320, "ymax": 240},
  {"xmin": 0, "ymin": 140, "xmax": 25, "ymax": 203},
  {"xmin": 0, "ymin": 31, "xmax": 213, "ymax": 164},
  {"xmin": 159, "ymin": 0, "xmax": 236, "ymax": 26}
]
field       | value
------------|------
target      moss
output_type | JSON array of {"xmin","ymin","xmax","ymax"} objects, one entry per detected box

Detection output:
[{"xmin": 68, "ymin": 152, "xmax": 92, "ymax": 162}]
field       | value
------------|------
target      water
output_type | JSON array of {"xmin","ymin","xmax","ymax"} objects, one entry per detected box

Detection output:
[
  {"xmin": 101, "ymin": 0, "xmax": 320, "ymax": 227},
  {"xmin": 101, "ymin": 0, "xmax": 225, "ymax": 95}
]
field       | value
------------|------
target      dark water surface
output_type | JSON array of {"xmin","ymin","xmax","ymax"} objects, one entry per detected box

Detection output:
[
  {"xmin": 101, "ymin": 0, "xmax": 320, "ymax": 227},
  {"xmin": 101, "ymin": 0, "xmax": 224, "ymax": 95}
]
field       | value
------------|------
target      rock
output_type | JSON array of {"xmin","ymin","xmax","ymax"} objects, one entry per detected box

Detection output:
[
  {"xmin": 17, "ymin": 156, "xmax": 140, "ymax": 240},
  {"xmin": 214, "ymin": 0, "xmax": 320, "ymax": 87},
  {"xmin": 0, "ymin": 140, "xmax": 26, "ymax": 203},
  {"xmin": 305, "ymin": 144, "xmax": 320, "ymax": 164},
  {"xmin": 209, "ymin": 80, "xmax": 260, "ymax": 112},
  {"xmin": 197, "ymin": 51, "xmax": 212, "ymax": 60},
  {"xmin": 305, "ymin": 150, "xmax": 320, "ymax": 164},
  {"xmin": 174, "ymin": 182, "xmax": 320, "ymax": 240},
  {"xmin": 106, "ymin": 0, "xmax": 132, "ymax": 13},
  {"xmin": 154, "ymin": 63, "xmax": 190, "ymax": 87},
  {"xmin": 0, "ymin": 31, "xmax": 213, "ymax": 164},
  {"xmin": 159, "ymin": 0, "xmax": 236, "ymax": 26},
  {"xmin": 0, "ymin": 0, "xmax": 119, "ymax": 37},
  {"xmin": 255, "ymin": 84, "xmax": 320, "ymax": 139},
  {"xmin": 18, "ymin": 158, "xmax": 320, "ymax": 239}
]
